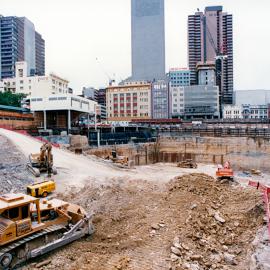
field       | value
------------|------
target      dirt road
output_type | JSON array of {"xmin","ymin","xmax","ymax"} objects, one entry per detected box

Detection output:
[{"xmin": 0, "ymin": 128, "xmax": 216, "ymax": 191}]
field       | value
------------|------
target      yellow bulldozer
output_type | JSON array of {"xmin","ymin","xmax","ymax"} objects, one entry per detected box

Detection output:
[
  {"xmin": 0, "ymin": 193, "xmax": 93, "ymax": 269},
  {"xmin": 27, "ymin": 143, "xmax": 57, "ymax": 177}
]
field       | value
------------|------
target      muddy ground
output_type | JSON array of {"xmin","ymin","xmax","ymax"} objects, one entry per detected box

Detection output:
[{"xmin": 25, "ymin": 174, "xmax": 264, "ymax": 270}]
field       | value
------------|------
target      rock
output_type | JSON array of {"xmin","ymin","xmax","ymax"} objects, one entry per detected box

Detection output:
[
  {"xmin": 210, "ymin": 254, "xmax": 222, "ymax": 263},
  {"xmin": 173, "ymin": 236, "xmax": 180, "ymax": 245},
  {"xmin": 190, "ymin": 254, "xmax": 202, "ymax": 261},
  {"xmin": 170, "ymin": 253, "xmax": 180, "ymax": 262},
  {"xmin": 36, "ymin": 259, "xmax": 51, "ymax": 268},
  {"xmin": 182, "ymin": 262, "xmax": 191, "ymax": 269},
  {"xmin": 190, "ymin": 263, "xmax": 200, "ymax": 270},
  {"xmin": 214, "ymin": 212, "xmax": 226, "ymax": 224},
  {"xmin": 171, "ymin": 246, "xmax": 181, "ymax": 256},
  {"xmin": 181, "ymin": 243, "xmax": 190, "ymax": 251},
  {"xmin": 151, "ymin": 223, "xmax": 160, "ymax": 230},
  {"xmin": 190, "ymin": 203, "xmax": 197, "ymax": 210},
  {"xmin": 234, "ymin": 221, "xmax": 240, "ymax": 227},
  {"xmin": 159, "ymin": 223, "xmax": 166, "ymax": 228},
  {"xmin": 222, "ymin": 245, "xmax": 228, "ymax": 251},
  {"xmin": 223, "ymin": 252, "xmax": 237, "ymax": 265}
]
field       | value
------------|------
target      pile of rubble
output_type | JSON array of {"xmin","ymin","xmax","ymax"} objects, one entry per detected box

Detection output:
[
  {"xmin": 0, "ymin": 135, "xmax": 33, "ymax": 193},
  {"xmin": 26, "ymin": 173, "xmax": 265, "ymax": 270},
  {"xmin": 168, "ymin": 173, "xmax": 264, "ymax": 270}
]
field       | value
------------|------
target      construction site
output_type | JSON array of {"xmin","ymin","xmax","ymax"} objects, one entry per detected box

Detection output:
[{"xmin": 0, "ymin": 127, "xmax": 270, "ymax": 270}]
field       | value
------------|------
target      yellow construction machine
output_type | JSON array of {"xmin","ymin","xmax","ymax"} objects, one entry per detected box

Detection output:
[
  {"xmin": 27, "ymin": 180, "xmax": 56, "ymax": 198},
  {"xmin": 105, "ymin": 149, "xmax": 129, "ymax": 168},
  {"xmin": 0, "ymin": 193, "xmax": 93, "ymax": 269},
  {"xmin": 27, "ymin": 143, "xmax": 57, "ymax": 177}
]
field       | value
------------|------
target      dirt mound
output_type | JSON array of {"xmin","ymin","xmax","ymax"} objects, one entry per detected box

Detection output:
[
  {"xmin": 167, "ymin": 173, "xmax": 264, "ymax": 269},
  {"xmin": 25, "ymin": 174, "xmax": 263, "ymax": 270}
]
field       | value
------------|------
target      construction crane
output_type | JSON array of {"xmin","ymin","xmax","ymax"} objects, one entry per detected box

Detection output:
[
  {"xmin": 95, "ymin": 57, "xmax": 115, "ymax": 86},
  {"xmin": 204, "ymin": 20, "xmax": 228, "ymax": 117}
]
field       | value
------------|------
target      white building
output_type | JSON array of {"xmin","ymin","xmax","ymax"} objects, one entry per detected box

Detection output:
[
  {"xmin": 223, "ymin": 105, "xmax": 243, "ymax": 119},
  {"xmin": 170, "ymin": 86, "xmax": 185, "ymax": 117},
  {"xmin": 3, "ymin": 62, "xmax": 69, "ymax": 96},
  {"xmin": 29, "ymin": 94, "xmax": 97, "ymax": 131},
  {"xmin": 0, "ymin": 81, "xmax": 4, "ymax": 92}
]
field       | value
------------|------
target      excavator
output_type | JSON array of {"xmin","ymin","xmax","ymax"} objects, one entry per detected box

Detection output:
[
  {"xmin": 27, "ymin": 143, "xmax": 57, "ymax": 177},
  {"xmin": 0, "ymin": 193, "xmax": 93, "ymax": 269},
  {"xmin": 216, "ymin": 161, "xmax": 234, "ymax": 180},
  {"xmin": 105, "ymin": 149, "xmax": 130, "ymax": 168}
]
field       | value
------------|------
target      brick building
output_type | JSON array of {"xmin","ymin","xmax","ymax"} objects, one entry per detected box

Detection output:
[{"xmin": 106, "ymin": 84, "xmax": 151, "ymax": 122}]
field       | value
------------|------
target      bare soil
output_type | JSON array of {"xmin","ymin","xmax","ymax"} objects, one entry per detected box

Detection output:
[{"xmin": 26, "ymin": 174, "xmax": 263, "ymax": 270}]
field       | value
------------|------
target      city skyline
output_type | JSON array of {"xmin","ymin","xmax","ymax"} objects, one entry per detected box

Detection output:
[{"xmin": 0, "ymin": 0, "xmax": 270, "ymax": 92}]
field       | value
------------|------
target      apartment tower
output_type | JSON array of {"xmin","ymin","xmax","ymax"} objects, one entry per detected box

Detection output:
[
  {"xmin": 0, "ymin": 16, "xmax": 45, "ymax": 79},
  {"xmin": 188, "ymin": 6, "xmax": 233, "ymax": 104}
]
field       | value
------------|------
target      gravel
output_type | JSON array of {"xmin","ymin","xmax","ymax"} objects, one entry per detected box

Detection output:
[{"xmin": 0, "ymin": 135, "xmax": 34, "ymax": 193}]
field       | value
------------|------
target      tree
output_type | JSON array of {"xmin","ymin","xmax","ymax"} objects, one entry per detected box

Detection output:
[{"xmin": 0, "ymin": 91, "xmax": 26, "ymax": 107}]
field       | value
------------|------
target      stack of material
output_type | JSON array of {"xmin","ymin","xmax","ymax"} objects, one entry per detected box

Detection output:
[
  {"xmin": 69, "ymin": 135, "xmax": 89, "ymax": 152},
  {"xmin": 177, "ymin": 159, "xmax": 198, "ymax": 169}
]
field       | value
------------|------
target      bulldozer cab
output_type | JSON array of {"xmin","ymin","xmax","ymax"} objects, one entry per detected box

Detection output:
[{"xmin": 0, "ymin": 194, "xmax": 44, "ymax": 246}]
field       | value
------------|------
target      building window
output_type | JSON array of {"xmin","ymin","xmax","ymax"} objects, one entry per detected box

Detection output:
[{"xmin": 18, "ymin": 69, "xmax": 23, "ymax": 77}]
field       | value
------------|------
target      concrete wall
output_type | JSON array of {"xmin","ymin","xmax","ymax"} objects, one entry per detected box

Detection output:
[
  {"xmin": 88, "ymin": 136, "xmax": 270, "ymax": 172},
  {"xmin": 158, "ymin": 136, "xmax": 270, "ymax": 171}
]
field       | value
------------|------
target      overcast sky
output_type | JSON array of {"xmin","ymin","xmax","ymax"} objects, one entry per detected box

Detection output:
[{"xmin": 1, "ymin": 0, "xmax": 270, "ymax": 92}]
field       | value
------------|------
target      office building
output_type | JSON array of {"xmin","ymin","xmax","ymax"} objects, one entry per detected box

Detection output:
[
  {"xmin": 170, "ymin": 86, "xmax": 185, "ymax": 118},
  {"xmin": 184, "ymin": 85, "xmax": 220, "ymax": 119},
  {"xmin": 171, "ymin": 85, "xmax": 219, "ymax": 119},
  {"xmin": 0, "ymin": 15, "xmax": 45, "ymax": 79},
  {"xmin": 188, "ymin": 6, "xmax": 233, "ymax": 104},
  {"xmin": 4, "ymin": 61, "xmax": 68, "ymax": 96},
  {"xmin": 169, "ymin": 68, "xmax": 190, "ymax": 87},
  {"xmin": 131, "ymin": 0, "xmax": 165, "ymax": 81},
  {"xmin": 151, "ymin": 80, "xmax": 169, "ymax": 119},
  {"xmin": 106, "ymin": 83, "xmax": 151, "ymax": 121},
  {"xmin": 35, "ymin": 32, "xmax": 45, "ymax": 76},
  {"xmin": 82, "ymin": 87, "xmax": 98, "ymax": 102}
]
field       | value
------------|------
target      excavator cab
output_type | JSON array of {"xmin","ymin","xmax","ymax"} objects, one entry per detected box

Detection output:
[
  {"xmin": 27, "ymin": 143, "xmax": 57, "ymax": 177},
  {"xmin": 216, "ymin": 161, "xmax": 234, "ymax": 180}
]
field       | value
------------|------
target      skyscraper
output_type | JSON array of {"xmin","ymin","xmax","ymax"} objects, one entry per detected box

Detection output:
[
  {"xmin": 35, "ymin": 32, "xmax": 45, "ymax": 76},
  {"xmin": 0, "ymin": 16, "xmax": 45, "ymax": 79},
  {"xmin": 131, "ymin": 0, "xmax": 165, "ymax": 81},
  {"xmin": 188, "ymin": 6, "xmax": 233, "ymax": 105}
]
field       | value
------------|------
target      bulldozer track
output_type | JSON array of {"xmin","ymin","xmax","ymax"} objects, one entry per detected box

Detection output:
[{"xmin": 0, "ymin": 224, "xmax": 65, "ymax": 257}]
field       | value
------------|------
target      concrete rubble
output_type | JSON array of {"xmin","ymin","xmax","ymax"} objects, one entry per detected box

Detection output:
[{"xmin": 0, "ymin": 135, "xmax": 34, "ymax": 193}]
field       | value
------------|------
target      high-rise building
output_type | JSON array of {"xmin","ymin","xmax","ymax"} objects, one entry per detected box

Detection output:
[
  {"xmin": 35, "ymin": 32, "xmax": 45, "ymax": 76},
  {"xmin": 131, "ymin": 0, "xmax": 165, "ymax": 81},
  {"xmin": 188, "ymin": 6, "xmax": 233, "ymax": 104},
  {"xmin": 0, "ymin": 15, "xmax": 45, "ymax": 79}
]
